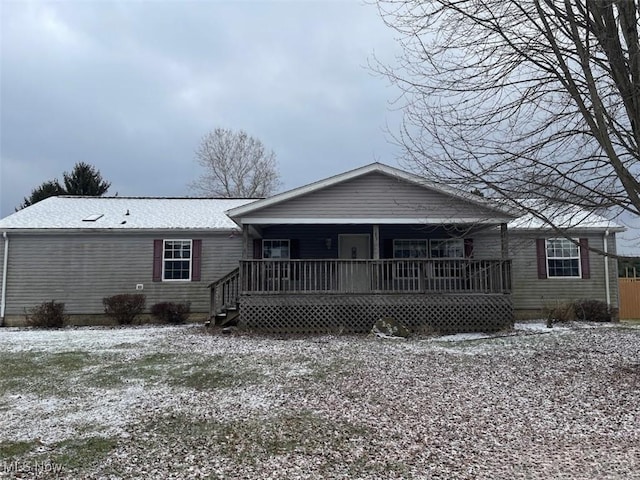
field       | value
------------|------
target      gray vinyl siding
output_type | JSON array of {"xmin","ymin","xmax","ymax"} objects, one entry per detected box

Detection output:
[
  {"xmin": 1, "ymin": 232, "xmax": 242, "ymax": 316},
  {"xmin": 451, "ymin": 229, "xmax": 619, "ymax": 311},
  {"xmin": 507, "ymin": 231, "xmax": 617, "ymax": 310},
  {"xmin": 251, "ymin": 172, "xmax": 506, "ymax": 220}
]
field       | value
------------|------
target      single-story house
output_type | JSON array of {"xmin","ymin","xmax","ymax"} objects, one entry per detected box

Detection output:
[{"xmin": 0, "ymin": 163, "xmax": 623, "ymax": 332}]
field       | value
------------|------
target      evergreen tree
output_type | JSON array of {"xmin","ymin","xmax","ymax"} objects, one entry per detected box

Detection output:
[
  {"xmin": 17, "ymin": 180, "xmax": 65, "ymax": 210},
  {"xmin": 63, "ymin": 162, "xmax": 111, "ymax": 196},
  {"xmin": 16, "ymin": 162, "xmax": 111, "ymax": 210}
]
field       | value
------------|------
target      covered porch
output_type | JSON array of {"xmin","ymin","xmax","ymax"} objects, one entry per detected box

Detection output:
[
  {"xmin": 211, "ymin": 223, "xmax": 513, "ymax": 333},
  {"xmin": 215, "ymin": 163, "xmax": 518, "ymax": 333}
]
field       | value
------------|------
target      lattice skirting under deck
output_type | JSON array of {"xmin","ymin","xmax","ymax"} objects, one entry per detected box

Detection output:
[{"xmin": 239, "ymin": 294, "xmax": 513, "ymax": 334}]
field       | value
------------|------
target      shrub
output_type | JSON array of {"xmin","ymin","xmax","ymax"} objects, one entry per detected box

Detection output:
[
  {"xmin": 25, "ymin": 300, "xmax": 68, "ymax": 328},
  {"xmin": 103, "ymin": 294, "xmax": 146, "ymax": 325},
  {"xmin": 544, "ymin": 302, "xmax": 576, "ymax": 324},
  {"xmin": 150, "ymin": 301, "xmax": 191, "ymax": 324},
  {"xmin": 573, "ymin": 299, "xmax": 611, "ymax": 322}
]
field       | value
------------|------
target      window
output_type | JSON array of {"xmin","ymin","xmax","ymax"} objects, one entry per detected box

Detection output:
[
  {"xmin": 163, "ymin": 240, "xmax": 192, "ymax": 281},
  {"xmin": 393, "ymin": 239, "xmax": 428, "ymax": 259},
  {"xmin": 393, "ymin": 240, "xmax": 428, "ymax": 279},
  {"xmin": 430, "ymin": 239, "xmax": 465, "ymax": 279},
  {"xmin": 263, "ymin": 239, "xmax": 290, "ymax": 259},
  {"xmin": 430, "ymin": 239, "xmax": 464, "ymax": 258},
  {"xmin": 263, "ymin": 239, "xmax": 290, "ymax": 283},
  {"xmin": 546, "ymin": 238, "xmax": 580, "ymax": 278}
]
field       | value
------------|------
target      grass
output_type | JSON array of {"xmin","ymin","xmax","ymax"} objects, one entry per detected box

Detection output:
[
  {"xmin": 139, "ymin": 410, "xmax": 373, "ymax": 469},
  {"xmin": 1, "ymin": 324, "xmax": 639, "ymax": 479},
  {"xmin": 51, "ymin": 436, "xmax": 118, "ymax": 470},
  {"xmin": 0, "ymin": 350, "xmax": 92, "ymax": 396},
  {"xmin": 0, "ymin": 440, "xmax": 37, "ymax": 458}
]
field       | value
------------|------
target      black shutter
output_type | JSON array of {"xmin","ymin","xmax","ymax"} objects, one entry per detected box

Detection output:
[
  {"xmin": 191, "ymin": 239, "xmax": 202, "ymax": 281},
  {"xmin": 153, "ymin": 239, "xmax": 163, "ymax": 282},
  {"xmin": 536, "ymin": 239, "xmax": 547, "ymax": 279},
  {"xmin": 464, "ymin": 238, "xmax": 474, "ymax": 258},
  {"xmin": 579, "ymin": 238, "xmax": 590, "ymax": 279}
]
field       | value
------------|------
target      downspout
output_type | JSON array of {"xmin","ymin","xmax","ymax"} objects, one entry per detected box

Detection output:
[
  {"xmin": 604, "ymin": 230, "xmax": 611, "ymax": 312},
  {"xmin": 1, "ymin": 232, "xmax": 8, "ymax": 326}
]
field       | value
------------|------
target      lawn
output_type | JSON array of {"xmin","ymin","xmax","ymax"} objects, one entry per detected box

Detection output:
[{"xmin": 0, "ymin": 323, "xmax": 639, "ymax": 479}]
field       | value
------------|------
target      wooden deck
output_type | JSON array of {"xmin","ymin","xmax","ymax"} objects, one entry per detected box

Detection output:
[{"xmin": 210, "ymin": 259, "xmax": 513, "ymax": 333}]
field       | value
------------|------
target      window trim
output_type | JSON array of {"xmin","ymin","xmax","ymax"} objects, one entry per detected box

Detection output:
[
  {"xmin": 162, "ymin": 239, "xmax": 193, "ymax": 282},
  {"xmin": 545, "ymin": 238, "xmax": 582, "ymax": 279}
]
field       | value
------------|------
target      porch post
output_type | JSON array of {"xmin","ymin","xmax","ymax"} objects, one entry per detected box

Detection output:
[
  {"xmin": 500, "ymin": 222, "xmax": 510, "ymax": 292},
  {"xmin": 500, "ymin": 223, "xmax": 509, "ymax": 259},
  {"xmin": 242, "ymin": 224, "xmax": 250, "ymax": 259},
  {"xmin": 372, "ymin": 225, "xmax": 380, "ymax": 260}
]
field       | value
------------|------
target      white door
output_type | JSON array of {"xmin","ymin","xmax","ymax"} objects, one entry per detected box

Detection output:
[{"xmin": 338, "ymin": 234, "xmax": 370, "ymax": 292}]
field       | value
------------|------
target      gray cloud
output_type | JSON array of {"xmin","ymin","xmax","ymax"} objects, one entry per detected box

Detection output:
[{"xmin": 1, "ymin": 0, "xmax": 403, "ymax": 215}]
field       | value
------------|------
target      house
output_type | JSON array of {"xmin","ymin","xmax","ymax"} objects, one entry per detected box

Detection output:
[
  {"xmin": 0, "ymin": 197, "xmax": 254, "ymax": 326},
  {"xmin": 0, "ymin": 163, "xmax": 623, "ymax": 332}
]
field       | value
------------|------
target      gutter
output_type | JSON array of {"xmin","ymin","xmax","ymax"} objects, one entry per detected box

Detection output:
[
  {"xmin": 604, "ymin": 230, "xmax": 611, "ymax": 312},
  {"xmin": 1, "ymin": 232, "xmax": 8, "ymax": 326}
]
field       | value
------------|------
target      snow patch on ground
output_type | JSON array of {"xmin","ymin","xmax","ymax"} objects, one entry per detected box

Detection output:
[
  {"xmin": 0, "ymin": 325, "xmax": 188, "ymax": 353},
  {"xmin": 1, "ymin": 323, "xmax": 639, "ymax": 479}
]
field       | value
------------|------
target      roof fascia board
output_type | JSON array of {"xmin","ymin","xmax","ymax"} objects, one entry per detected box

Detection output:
[
  {"xmin": 239, "ymin": 217, "xmax": 515, "ymax": 225},
  {"xmin": 0, "ymin": 228, "xmax": 242, "ymax": 235},
  {"xmin": 509, "ymin": 226, "xmax": 626, "ymax": 233}
]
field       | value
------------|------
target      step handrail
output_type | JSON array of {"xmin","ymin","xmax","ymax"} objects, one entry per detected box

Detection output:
[{"xmin": 209, "ymin": 267, "xmax": 240, "ymax": 318}]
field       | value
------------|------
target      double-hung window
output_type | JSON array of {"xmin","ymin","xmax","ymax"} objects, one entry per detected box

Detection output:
[
  {"xmin": 430, "ymin": 239, "xmax": 464, "ymax": 278},
  {"xmin": 546, "ymin": 238, "xmax": 580, "ymax": 278},
  {"xmin": 393, "ymin": 240, "xmax": 428, "ymax": 279},
  {"xmin": 430, "ymin": 239, "xmax": 464, "ymax": 259},
  {"xmin": 262, "ymin": 239, "xmax": 290, "ymax": 259},
  {"xmin": 263, "ymin": 239, "xmax": 290, "ymax": 283},
  {"xmin": 163, "ymin": 240, "xmax": 192, "ymax": 281}
]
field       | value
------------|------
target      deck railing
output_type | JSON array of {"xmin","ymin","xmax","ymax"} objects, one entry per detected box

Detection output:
[
  {"xmin": 209, "ymin": 267, "xmax": 239, "ymax": 316},
  {"xmin": 240, "ymin": 259, "xmax": 511, "ymax": 295}
]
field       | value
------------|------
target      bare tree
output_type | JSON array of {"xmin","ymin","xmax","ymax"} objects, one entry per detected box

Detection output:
[
  {"xmin": 190, "ymin": 128, "xmax": 281, "ymax": 198},
  {"xmin": 374, "ymin": 0, "xmax": 640, "ymax": 234}
]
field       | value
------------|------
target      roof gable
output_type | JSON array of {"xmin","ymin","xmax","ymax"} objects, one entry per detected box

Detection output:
[{"xmin": 227, "ymin": 163, "xmax": 517, "ymax": 224}]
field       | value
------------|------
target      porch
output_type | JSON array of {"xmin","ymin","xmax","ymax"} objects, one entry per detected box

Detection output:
[
  {"xmin": 210, "ymin": 258, "xmax": 513, "ymax": 334},
  {"xmin": 217, "ymin": 163, "xmax": 520, "ymax": 333}
]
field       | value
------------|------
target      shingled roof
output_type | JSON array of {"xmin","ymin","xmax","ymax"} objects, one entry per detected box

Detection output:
[{"xmin": 0, "ymin": 196, "xmax": 258, "ymax": 232}]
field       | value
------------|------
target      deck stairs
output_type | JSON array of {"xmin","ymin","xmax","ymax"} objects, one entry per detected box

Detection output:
[{"xmin": 209, "ymin": 267, "xmax": 241, "ymax": 327}]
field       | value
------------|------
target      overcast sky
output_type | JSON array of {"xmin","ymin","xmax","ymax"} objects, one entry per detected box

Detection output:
[
  {"xmin": 3, "ymin": 0, "xmax": 639, "ymax": 253},
  {"xmin": 1, "ymin": 0, "xmax": 403, "ymax": 217}
]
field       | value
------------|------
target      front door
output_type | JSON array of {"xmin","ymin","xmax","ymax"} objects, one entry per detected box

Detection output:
[{"xmin": 338, "ymin": 234, "xmax": 370, "ymax": 292}]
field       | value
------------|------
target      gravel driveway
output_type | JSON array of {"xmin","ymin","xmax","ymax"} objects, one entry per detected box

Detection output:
[{"xmin": 0, "ymin": 322, "xmax": 638, "ymax": 479}]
